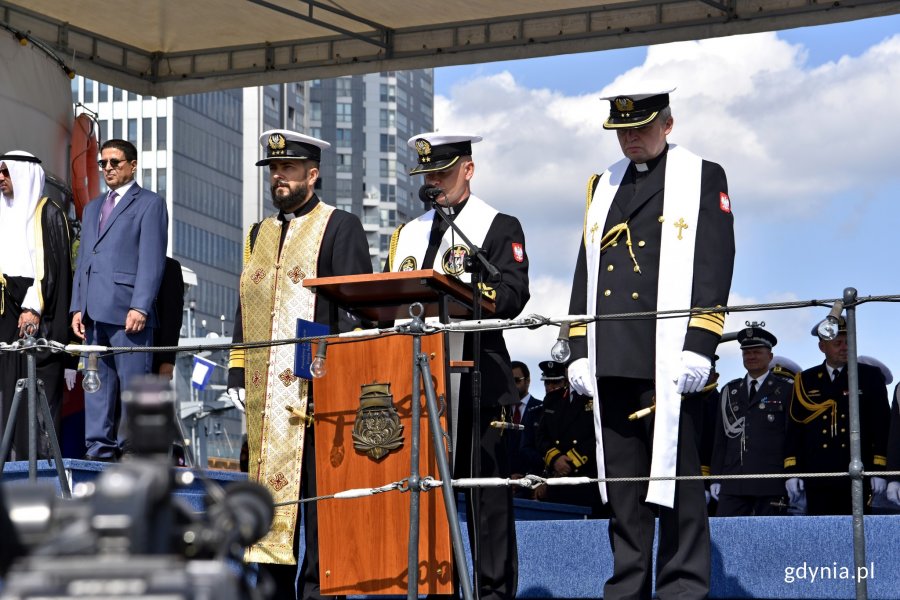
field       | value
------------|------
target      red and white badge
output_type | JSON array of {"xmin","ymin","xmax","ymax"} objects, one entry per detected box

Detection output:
[
  {"xmin": 511, "ymin": 242, "xmax": 524, "ymax": 263},
  {"xmin": 719, "ymin": 192, "xmax": 731, "ymax": 213}
]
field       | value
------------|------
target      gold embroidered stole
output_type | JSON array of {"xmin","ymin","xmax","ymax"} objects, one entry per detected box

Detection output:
[{"xmin": 241, "ymin": 202, "xmax": 333, "ymax": 564}]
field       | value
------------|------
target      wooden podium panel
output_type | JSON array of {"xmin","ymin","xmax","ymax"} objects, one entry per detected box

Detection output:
[
  {"xmin": 314, "ymin": 333, "xmax": 453, "ymax": 595},
  {"xmin": 305, "ymin": 269, "xmax": 494, "ymax": 322}
]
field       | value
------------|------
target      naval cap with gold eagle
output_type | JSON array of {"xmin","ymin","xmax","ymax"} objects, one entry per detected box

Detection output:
[
  {"xmin": 407, "ymin": 132, "xmax": 483, "ymax": 175},
  {"xmin": 256, "ymin": 129, "xmax": 331, "ymax": 166},
  {"xmin": 600, "ymin": 87, "xmax": 675, "ymax": 130}
]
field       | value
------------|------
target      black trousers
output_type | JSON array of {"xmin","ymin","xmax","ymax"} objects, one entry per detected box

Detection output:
[
  {"xmin": 716, "ymin": 494, "xmax": 786, "ymax": 516},
  {"xmin": 805, "ymin": 478, "xmax": 874, "ymax": 516},
  {"xmin": 258, "ymin": 426, "xmax": 344, "ymax": 600},
  {"xmin": 453, "ymin": 403, "xmax": 518, "ymax": 600},
  {"xmin": 598, "ymin": 377, "xmax": 710, "ymax": 600}
]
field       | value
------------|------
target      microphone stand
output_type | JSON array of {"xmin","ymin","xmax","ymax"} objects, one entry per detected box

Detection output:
[{"xmin": 428, "ymin": 197, "xmax": 500, "ymax": 598}]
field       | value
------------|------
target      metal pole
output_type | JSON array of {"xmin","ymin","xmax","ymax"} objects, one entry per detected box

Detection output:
[
  {"xmin": 25, "ymin": 337, "xmax": 38, "ymax": 481},
  {"xmin": 844, "ymin": 287, "xmax": 867, "ymax": 600},
  {"xmin": 407, "ymin": 325, "xmax": 422, "ymax": 600},
  {"xmin": 417, "ymin": 350, "xmax": 475, "ymax": 600}
]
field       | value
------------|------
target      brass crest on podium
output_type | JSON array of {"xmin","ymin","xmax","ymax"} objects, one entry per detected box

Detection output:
[{"xmin": 352, "ymin": 382, "xmax": 404, "ymax": 461}]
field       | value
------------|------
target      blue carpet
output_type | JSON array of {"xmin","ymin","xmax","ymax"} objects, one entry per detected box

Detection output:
[{"xmin": 4, "ymin": 461, "xmax": 898, "ymax": 599}]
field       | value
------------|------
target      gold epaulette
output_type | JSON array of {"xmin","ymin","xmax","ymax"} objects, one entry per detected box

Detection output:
[
  {"xmin": 874, "ymin": 455, "xmax": 887, "ymax": 467},
  {"xmin": 570, "ymin": 323, "xmax": 587, "ymax": 338},
  {"xmin": 385, "ymin": 224, "xmax": 404, "ymax": 271},
  {"xmin": 688, "ymin": 307, "xmax": 726, "ymax": 337},
  {"xmin": 784, "ymin": 456, "xmax": 797, "ymax": 469}
]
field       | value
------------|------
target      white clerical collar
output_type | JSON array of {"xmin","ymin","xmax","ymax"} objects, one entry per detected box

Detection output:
[{"xmin": 635, "ymin": 162, "xmax": 649, "ymax": 172}]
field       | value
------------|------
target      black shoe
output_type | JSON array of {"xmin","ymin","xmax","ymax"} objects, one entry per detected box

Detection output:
[{"xmin": 83, "ymin": 453, "xmax": 117, "ymax": 463}]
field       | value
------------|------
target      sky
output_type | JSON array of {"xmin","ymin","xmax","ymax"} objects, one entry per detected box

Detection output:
[{"xmin": 431, "ymin": 14, "xmax": 900, "ymax": 398}]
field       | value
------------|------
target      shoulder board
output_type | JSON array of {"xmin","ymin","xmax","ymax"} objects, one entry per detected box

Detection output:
[
  {"xmin": 724, "ymin": 377, "xmax": 743, "ymax": 389},
  {"xmin": 769, "ymin": 366, "xmax": 795, "ymax": 383}
]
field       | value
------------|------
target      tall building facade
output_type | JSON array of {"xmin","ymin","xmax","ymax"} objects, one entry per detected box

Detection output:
[
  {"xmin": 71, "ymin": 69, "xmax": 433, "ymax": 463},
  {"xmin": 243, "ymin": 70, "xmax": 434, "ymax": 270}
]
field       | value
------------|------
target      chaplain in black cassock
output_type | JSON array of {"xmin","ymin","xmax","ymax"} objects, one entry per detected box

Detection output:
[
  {"xmin": 567, "ymin": 89, "xmax": 735, "ymax": 600},
  {"xmin": 0, "ymin": 151, "xmax": 72, "ymax": 461}
]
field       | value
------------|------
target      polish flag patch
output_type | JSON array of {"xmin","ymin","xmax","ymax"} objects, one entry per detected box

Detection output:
[
  {"xmin": 512, "ymin": 243, "xmax": 524, "ymax": 263},
  {"xmin": 719, "ymin": 192, "xmax": 731, "ymax": 213}
]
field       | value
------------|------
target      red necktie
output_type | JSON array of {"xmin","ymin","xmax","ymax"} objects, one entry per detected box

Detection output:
[{"xmin": 513, "ymin": 403, "xmax": 523, "ymax": 426}]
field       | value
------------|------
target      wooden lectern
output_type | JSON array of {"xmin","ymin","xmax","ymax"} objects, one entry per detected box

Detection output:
[{"xmin": 304, "ymin": 270, "xmax": 493, "ymax": 596}]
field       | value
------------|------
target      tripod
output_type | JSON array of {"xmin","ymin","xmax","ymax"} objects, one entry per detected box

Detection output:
[
  {"xmin": 0, "ymin": 333, "xmax": 71, "ymax": 497},
  {"xmin": 405, "ymin": 302, "xmax": 474, "ymax": 600}
]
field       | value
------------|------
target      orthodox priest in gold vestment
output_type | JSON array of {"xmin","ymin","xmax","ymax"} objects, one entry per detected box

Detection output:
[{"xmin": 227, "ymin": 130, "xmax": 371, "ymax": 600}]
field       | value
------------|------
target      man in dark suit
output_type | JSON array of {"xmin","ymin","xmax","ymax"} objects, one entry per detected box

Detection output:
[
  {"xmin": 567, "ymin": 88, "xmax": 734, "ymax": 600},
  {"xmin": 785, "ymin": 318, "xmax": 890, "ymax": 515},
  {"xmin": 385, "ymin": 132, "xmax": 530, "ymax": 600},
  {"xmin": 508, "ymin": 361, "xmax": 543, "ymax": 490},
  {"xmin": 535, "ymin": 360, "xmax": 603, "ymax": 515},
  {"xmin": 711, "ymin": 326, "xmax": 793, "ymax": 516},
  {"xmin": 151, "ymin": 257, "xmax": 185, "ymax": 379},
  {"xmin": 71, "ymin": 139, "xmax": 167, "ymax": 461}
]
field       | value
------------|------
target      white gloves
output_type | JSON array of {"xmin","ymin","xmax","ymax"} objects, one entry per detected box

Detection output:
[
  {"xmin": 567, "ymin": 358, "xmax": 594, "ymax": 397},
  {"xmin": 886, "ymin": 481, "xmax": 900, "ymax": 505},
  {"xmin": 676, "ymin": 350, "xmax": 711, "ymax": 394},
  {"xmin": 786, "ymin": 477, "xmax": 805, "ymax": 504},
  {"xmin": 870, "ymin": 476, "xmax": 887, "ymax": 496},
  {"xmin": 227, "ymin": 387, "xmax": 246, "ymax": 412},
  {"xmin": 710, "ymin": 482, "xmax": 721, "ymax": 501},
  {"xmin": 64, "ymin": 369, "xmax": 77, "ymax": 391}
]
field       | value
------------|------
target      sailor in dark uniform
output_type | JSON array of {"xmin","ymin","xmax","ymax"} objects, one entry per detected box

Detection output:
[
  {"xmin": 784, "ymin": 318, "xmax": 890, "ymax": 515},
  {"xmin": 887, "ymin": 382, "xmax": 900, "ymax": 506},
  {"xmin": 385, "ymin": 132, "xmax": 529, "ymax": 600},
  {"xmin": 534, "ymin": 360, "xmax": 603, "ymax": 516},
  {"xmin": 711, "ymin": 326, "xmax": 793, "ymax": 516},
  {"xmin": 567, "ymin": 88, "xmax": 735, "ymax": 600}
]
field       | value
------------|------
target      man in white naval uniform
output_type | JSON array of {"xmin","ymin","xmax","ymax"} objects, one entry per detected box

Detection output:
[{"xmin": 385, "ymin": 132, "xmax": 529, "ymax": 600}]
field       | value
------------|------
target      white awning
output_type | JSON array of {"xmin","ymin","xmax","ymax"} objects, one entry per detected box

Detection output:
[{"xmin": 3, "ymin": 0, "xmax": 899, "ymax": 96}]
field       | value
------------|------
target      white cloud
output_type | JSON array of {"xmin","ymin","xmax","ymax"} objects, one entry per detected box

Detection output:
[{"xmin": 432, "ymin": 30, "xmax": 900, "ymax": 393}]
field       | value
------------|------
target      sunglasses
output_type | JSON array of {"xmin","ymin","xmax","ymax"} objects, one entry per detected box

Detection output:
[
  {"xmin": 97, "ymin": 158, "xmax": 130, "ymax": 169},
  {"xmin": 514, "ymin": 376, "xmax": 527, "ymax": 383}
]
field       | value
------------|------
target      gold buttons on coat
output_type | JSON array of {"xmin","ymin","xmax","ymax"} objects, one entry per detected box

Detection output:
[
  {"xmin": 607, "ymin": 265, "xmax": 614, "ymax": 272},
  {"xmin": 604, "ymin": 290, "xmax": 611, "ymax": 297},
  {"xmin": 632, "ymin": 293, "xmax": 639, "ymax": 300},
  {"xmin": 638, "ymin": 241, "xmax": 646, "ymax": 247},
  {"xmin": 658, "ymin": 216, "xmax": 665, "ymax": 223}
]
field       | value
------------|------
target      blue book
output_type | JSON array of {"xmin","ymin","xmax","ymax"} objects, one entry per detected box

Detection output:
[{"xmin": 294, "ymin": 318, "xmax": 329, "ymax": 379}]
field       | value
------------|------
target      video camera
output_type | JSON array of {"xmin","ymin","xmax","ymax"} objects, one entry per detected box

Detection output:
[{"xmin": 0, "ymin": 377, "xmax": 274, "ymax": 599}]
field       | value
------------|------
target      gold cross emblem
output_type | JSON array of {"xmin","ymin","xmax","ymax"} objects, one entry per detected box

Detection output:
[
  {"xmin": 251, "ymin": 370, "xmax": 263, "ymax": 386},
  {"xmin": 287, "ymin": 265, "xmax": 305, "ymax": 284},
  {"xmin": 674, "ymin": 218, "xmax": 689, "ymax": 240},
  {"xmin": 590, "ymin": 223, "xmax": 599, "ymax": 243},
  {"xmin": 268, "ymin": 472, "xmax": 289, "ymax": 491},
  {"xmin": 251, "ymin": 268, "xmax": 266, "ymax": 284},
  {"xmin": 278, "ymin": 368, "xmax": 297, "ymax": 387}
]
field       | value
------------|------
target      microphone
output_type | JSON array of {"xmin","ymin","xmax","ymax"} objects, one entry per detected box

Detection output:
[{"xmin": 418, "ymin": 184, "xmax": 444, "ymax": 203}]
